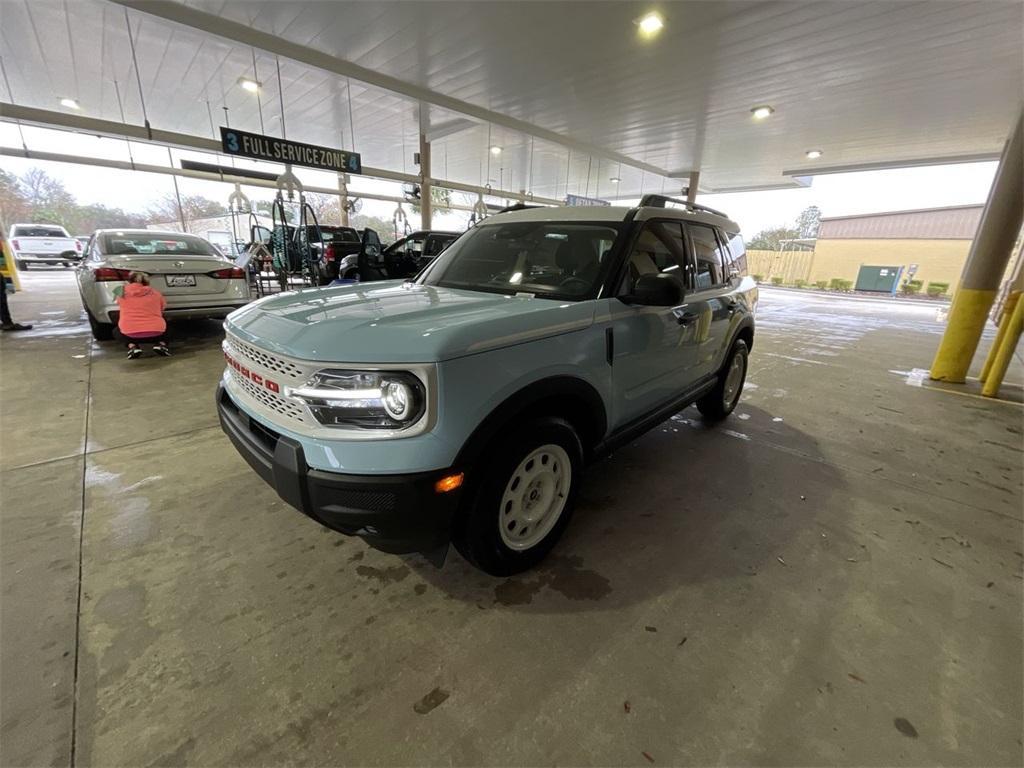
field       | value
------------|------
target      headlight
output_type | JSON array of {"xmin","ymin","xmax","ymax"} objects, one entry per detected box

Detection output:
[{"xmin": 287, "ymin": 369, "xmax": 426, "ymax": 429}]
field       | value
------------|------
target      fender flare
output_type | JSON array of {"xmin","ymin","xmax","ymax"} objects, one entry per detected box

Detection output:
[{"xmin": 454, "ymin": 375, "xmax": 608, "ymax": 469}]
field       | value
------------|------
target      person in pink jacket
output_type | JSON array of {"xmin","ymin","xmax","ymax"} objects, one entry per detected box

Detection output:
[{"xmin": 115, "ymin": 272, "xmax": 170, "ymax": 359}]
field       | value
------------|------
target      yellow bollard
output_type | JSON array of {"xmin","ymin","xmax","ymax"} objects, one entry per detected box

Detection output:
[
  {"xmin": 980, "ymin": 291, "xmax": 1020, "ymax": 382},
  {"xmin": 981, "ymin": 289, "xmax": 1024, "ymax": 398}
]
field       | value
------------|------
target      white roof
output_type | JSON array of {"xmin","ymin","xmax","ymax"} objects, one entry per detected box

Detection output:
[{"xmin": 1, "ymin": 1, "xmax": 1019, "ymax": 195}]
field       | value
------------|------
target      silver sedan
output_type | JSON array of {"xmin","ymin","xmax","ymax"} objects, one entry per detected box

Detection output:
[{"xmin": 77, "ymin": 229, "xmax": 251, "ymax": 340}]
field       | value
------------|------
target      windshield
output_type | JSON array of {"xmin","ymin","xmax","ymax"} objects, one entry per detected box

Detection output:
[
  {"xmin": 13, "ymin": 226, "xmax": 68, "ymax": 238},
  {"xmin": 99, "ymin": 233, "xmax": 219, "ymax": 256},
  {"xmin": 417, "ymin": 221, "xmax": 622, "ymax": 300}
]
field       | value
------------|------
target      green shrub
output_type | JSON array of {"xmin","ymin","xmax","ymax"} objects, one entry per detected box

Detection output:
[
  {"xmin": 752, "ymin": 274, "xmax": 764, "ymax": 283},
  {"xmin": 829, "ymin": 278, "xmax": 853, "ymax": 291},
  {"xmin": 815, "ymin": 280, "xmax": 828, "ymax": 290},
  {"xmin": 926, "ymin": 281, "xmax": 949, "ymax": 297},
  {"xmin": 771, "ymin": 276, "xmax": 784, "ymax": 286},
  {"xmin": 901, "ymin": 279, "xmax": 923, "ymax": 295},
  {"xmin": 794, "ymin": 279, "xmax": 807, "ymax": 288}
]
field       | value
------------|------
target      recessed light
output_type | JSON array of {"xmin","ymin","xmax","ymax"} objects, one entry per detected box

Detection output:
[
  {"xmin": 238, "ymin": 77, "xmax": 261, "ymax": 93},
  {"xmin": 609, "ymin": 177, "xmax": 621, "ymax": 184},
  {"xmin": 489, "ymin": 146, "xmax": 502, "ymax": 156},
  {"xmin": 637, "ymin": 12, "xmax": 664, "ymax": 36},
  {"xmin": 60, "ymin": 97, "xmax": 80, "ymax": 110},
  {"xmin": 750, "ymin": 105, "xmax": 774, "ymax": 120},
  {"xmin": 805, "ymin": 149, "xmax": 823, "ymax": 159}
]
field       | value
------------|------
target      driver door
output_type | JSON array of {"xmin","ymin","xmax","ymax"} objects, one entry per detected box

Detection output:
[{"xmin": 607, "ymin": 220, "xmax": 697, "ymax": 428}]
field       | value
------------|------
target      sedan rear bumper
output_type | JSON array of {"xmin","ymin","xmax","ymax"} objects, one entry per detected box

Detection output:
[{"xmin": 102, "ymin": 301, "xmax": 250, "ymax": 324}]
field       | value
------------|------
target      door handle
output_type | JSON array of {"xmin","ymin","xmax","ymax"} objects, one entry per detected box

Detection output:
[{"xmin": 673, "ymin": 308, "xmax": 699, "ymax": 326}]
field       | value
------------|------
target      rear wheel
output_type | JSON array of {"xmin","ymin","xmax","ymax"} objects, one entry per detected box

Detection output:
[
  {"xmin": 453, "ymin": 417, "xmax": 582, "ymax": 576},
  {"xmin": 86, "ymin": 310, "xmax": 115, "ymax": 341},
  {"xmin": 697, "ymin": 339, "xmax": 749, "ymax": 421}
]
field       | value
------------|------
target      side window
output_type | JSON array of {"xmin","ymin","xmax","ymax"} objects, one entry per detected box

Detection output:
[
  {"xmin": 687, "ymin": 223, "xmax": 726, "ymax": 290},
  {"xmin": 619, "ymin": 221, "xmax": 688, "ymax": 295},
  {"xmin": 723, "ymin": 231, "xmax": 747, "ymax": 275}
]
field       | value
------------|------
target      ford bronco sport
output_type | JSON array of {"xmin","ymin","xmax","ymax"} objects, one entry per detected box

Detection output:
[{"xmin": 218, "ymin": 195, "xmax": 756, "ymax": 575}]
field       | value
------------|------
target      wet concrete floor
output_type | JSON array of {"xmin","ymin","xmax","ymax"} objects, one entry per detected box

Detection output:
[{"xmin": 1, "ymin": 270, "xmax": 1021, "ymax": 766}]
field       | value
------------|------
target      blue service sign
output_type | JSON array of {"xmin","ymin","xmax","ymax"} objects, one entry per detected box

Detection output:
[
  {"xmin": 565, "ymin": 193, "xmax": 610, "ymax": 207},
  {"xmin": 219, "ymin": 127, "xmax": 361, "ymax": 174}
]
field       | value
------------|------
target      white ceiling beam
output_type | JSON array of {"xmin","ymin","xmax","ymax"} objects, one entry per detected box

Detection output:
[
  {"xmin": 781, "ymin": 153, "xmax": 1000, "ymax": 178},
  {"xmin": 108, "ymin": 0, "xmax": 671, "ymax": 177},
  {"xmin": 425, "ymin": 118, "xmax": 478, "ymax": 143}
]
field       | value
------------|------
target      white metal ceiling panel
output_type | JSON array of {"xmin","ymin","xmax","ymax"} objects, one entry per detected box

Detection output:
[{"xmin": 2, "ymin": 0, "xmax": 1020, "ymax": 197}]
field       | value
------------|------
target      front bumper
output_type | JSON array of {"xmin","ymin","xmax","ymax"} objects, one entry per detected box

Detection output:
[{"xmin": 217, "ymin": 385, "xmax": 461, "ymax": 555}]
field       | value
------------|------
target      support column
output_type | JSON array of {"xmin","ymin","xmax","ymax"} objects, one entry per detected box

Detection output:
[
  {"xmin": 338, "ymin": 173, "xmax": 349, "ymax": 227},
  {"xmin": 930, "ymin": 110, "xmax": 1024, "ymax": 382},
  {"xmin": 687, "ymin": 171, "xmax": 700, "ymax": 202},
  {"xmin": 418, "ymin": 105, "xmax": 432, "ymax": 230}
]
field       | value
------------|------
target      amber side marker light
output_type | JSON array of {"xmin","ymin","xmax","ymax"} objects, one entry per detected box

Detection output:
[{"xmin": 434, "ymin": 472, "xmax": 465, "ymax": 494}]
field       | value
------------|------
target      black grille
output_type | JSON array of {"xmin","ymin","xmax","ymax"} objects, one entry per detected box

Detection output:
[{"xmin": 322, "ymin": 489, "xmax": 398, "ymax": 514}]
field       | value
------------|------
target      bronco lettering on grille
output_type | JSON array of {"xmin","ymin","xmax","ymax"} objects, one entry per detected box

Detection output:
[{"xmin": 224, "ymin": 351, "xmax": 281, "ymax": 393}]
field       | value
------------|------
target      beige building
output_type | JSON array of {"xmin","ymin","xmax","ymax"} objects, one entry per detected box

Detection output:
[{"xmin": 808, "ymin": 205, "xmax": 983, "ymax": 291}]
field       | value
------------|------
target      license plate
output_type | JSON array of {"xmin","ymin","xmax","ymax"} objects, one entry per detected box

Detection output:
[{"xmin": 166, "ymin": 274, "xmax": 197, "ymax": 287}]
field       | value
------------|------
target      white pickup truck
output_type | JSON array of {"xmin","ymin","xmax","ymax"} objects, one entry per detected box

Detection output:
[{"xmin": 9, "ymin": 223, "xmax": 82, "ymax": 269}]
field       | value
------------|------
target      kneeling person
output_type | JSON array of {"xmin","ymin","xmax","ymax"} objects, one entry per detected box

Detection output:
[{"xmin": 116, "ymin": 271, "xmax": 170, "ymax": 359}]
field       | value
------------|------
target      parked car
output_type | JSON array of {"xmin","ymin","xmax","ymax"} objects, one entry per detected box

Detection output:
[
  {"xmin": 310, "ymin": 225, "xmax": 362, "ymax": 284},
  {"xmin": 335, "ymin": 229, "xmax": 458, "ymax": 282},
  {"xmin": 217, "ymin": 196, "xmax": 755, "ymax": 575},
  {"xmin": 9, "ymin": 223, "xmax": 81, "ymax": 268},
  {"xmin": 77, "ymin": 229, "xmax": 251, "ymax": 340},
  {"xmin": 381, "ymin": 230, "xmax": 460, "ymax": 279}
]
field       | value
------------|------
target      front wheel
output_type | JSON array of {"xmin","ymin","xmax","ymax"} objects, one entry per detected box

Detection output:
[
  {"xmin": 697, "ymin": 339, "xmax": 749, "ymax": 422},
  {"xmin": 453, "ymin": 417, "xmax": 583, "ymax": 576}
]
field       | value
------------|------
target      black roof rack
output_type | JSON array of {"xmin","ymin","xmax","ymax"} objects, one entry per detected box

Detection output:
[
  {"xmin": 495, "ymin": 203, "xmax": 544, "ymax": 214},
  {"xmin": 637, "ymin": 194, "xmax": 729, "ymax": 219}
]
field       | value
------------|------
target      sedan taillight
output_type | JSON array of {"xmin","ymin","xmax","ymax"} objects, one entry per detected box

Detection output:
[
  {"xmin": 75, "ymin": 240, "xmax": 82, "ymax": 252},
  {"xmin": 208, "ymin": 267, "xmax": 246, "ymax": 279},
  {"xmin": 94, "ymin": 267, "xmax": 133, "ymax": 282},
  {"xmin": 11, "ymin": 239, "xmax": 19, "ymax": 250}
]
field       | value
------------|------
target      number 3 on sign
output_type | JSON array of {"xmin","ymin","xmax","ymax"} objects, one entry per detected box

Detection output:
[{"xmin": 225, "ymin": 132, "xmax": 239, "ymax": 152}]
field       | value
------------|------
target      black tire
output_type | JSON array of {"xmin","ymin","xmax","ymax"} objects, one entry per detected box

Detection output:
[
  {"xmin": 697, "ymin": 339, "xmax": 749, "ymax": 422},
  {"xmin": 453, "ymin": 416, "xmax": 583, "ymax": 576},
  {"xmin": 86, "ymin": 310, "xmax": 115, "ymax": 341}
]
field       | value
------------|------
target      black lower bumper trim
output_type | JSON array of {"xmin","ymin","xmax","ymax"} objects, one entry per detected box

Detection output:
[{"xmin": 217, "ymin": 385, "xmax": 460, "ymax": 555}]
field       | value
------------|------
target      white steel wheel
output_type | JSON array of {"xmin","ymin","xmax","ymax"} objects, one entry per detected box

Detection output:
[
  {"xmin": 498, "ymin": 444, "xmax": 571, "ymax": 551},
  {"xmin": 722, "ymin": 351, "xmax": 746, "ymax": 409}
]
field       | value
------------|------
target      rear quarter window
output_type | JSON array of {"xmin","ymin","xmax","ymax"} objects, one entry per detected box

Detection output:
[{"xmin": 723, "ymin": 232, "xmax": 747, "ymax": 275}]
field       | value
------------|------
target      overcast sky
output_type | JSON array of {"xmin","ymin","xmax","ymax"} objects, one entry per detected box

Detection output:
[{"xmin": 0, "ymin": 122, "xmax": 997, "ymax": 236}]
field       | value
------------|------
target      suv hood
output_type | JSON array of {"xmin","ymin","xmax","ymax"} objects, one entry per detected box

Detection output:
[{"xmin": 225, "ymin": 281, "xmax": 596, "ymax": 363}]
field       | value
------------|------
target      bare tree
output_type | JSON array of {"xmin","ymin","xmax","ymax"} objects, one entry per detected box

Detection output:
[{"xmin": 147, "ymin": 193, "xmax": 227, "ymax": 232}]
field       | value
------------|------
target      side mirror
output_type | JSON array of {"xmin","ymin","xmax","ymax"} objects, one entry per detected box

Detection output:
[{"xmin": 625, "ymin": 272, "xmax": 683, "ymax": 306}]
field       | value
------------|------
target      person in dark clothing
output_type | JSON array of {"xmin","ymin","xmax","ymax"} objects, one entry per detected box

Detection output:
[{"xmin": 1, "ymin": 274, "xmax": 32, "ymax": 332}]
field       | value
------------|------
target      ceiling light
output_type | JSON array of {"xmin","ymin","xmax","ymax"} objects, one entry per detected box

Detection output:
[
  {"xmin": 805, "ymin": 149, "xmax": 823, "ymax": 159},
  {"xmin": 59, "ymin": 97, "xmax": 80, "ymax": 110},
  {"xmin": 750, "ymin": 105, "xmax": 774, "ymax": 120},
  {"xmin": 238, "ymin": 77, "xmax": 261, "ymax": 93},
  {"xmin": 489, "ymin": 146, "xmax": 502, "ymax": 156},
  {"xmin": 609, "ymin": 177, "xmax": 621, "ymax": 184},
  {"xmin": 637, "ymin": 12, "xmax": 664, "ymax": 36}
]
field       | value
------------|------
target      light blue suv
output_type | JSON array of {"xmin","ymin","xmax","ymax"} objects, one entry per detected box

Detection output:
[{"xmin": 218, "ymin": 195, "xmax": 757, "ymax": 575}]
